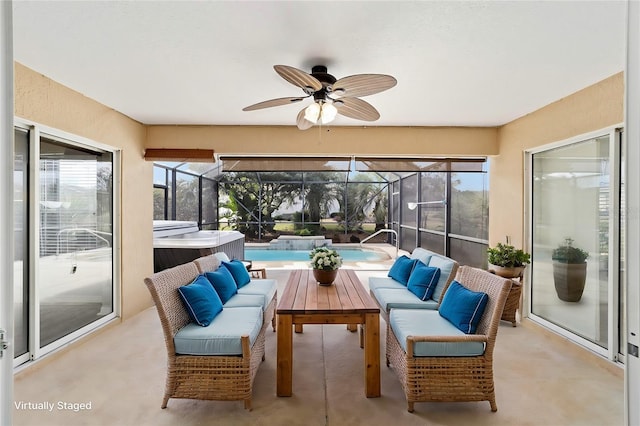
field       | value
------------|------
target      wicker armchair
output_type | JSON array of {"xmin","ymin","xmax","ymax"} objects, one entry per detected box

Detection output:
[
  {"xmin": 144, "ymin": 262, "xmax": 266, "ymax": 410},
  {"xmin": 386, "ymin": 265, "xmax": 511, "ymax": 413}
]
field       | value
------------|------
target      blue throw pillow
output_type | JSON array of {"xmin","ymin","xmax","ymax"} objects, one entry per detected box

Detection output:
[
  {"xmin": 388, "ymin": 255, "xmax": 418, "ymax": 286},
  {"xmin": 407, "ymin": 263, "xmax": 441, "ymax": 300},
  {"xmin": 438, "ymin": 280, "xmax": 489, "ymax": 334},
  {"xmin": 205, "ymin": 267, "xmax": 238, "ymax": 304},
  {"xmin": 222, "ymin": 259, "xmax": 251, "ymax": 288},
  {"xmin": 177, "ymin": 274, "xmax": 223, "ymax": 327}
]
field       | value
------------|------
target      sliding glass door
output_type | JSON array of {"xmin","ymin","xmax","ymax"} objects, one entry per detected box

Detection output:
[
  {"xmin": 14, "ymin": 124, "xmax": 117, "ymax": 364},
  {"xmin": 14, "ymin": 129, "xmax": 29, "ymax": 363},
  {"xmin": 529, "ymin": 129, "xmax": 621, "ymax": 358},
  {"xmin": 38, "ymin": 137, "xmax": 114, "ymax": 350}
]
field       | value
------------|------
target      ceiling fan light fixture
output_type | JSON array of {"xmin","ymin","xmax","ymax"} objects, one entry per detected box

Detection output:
[
  {"xmin": 304, "ymin": 102, "xmax": 321, "ymax": 123},
  {"xmin": 320, "ymin": 102, "xmax": 337, "ymax": 124}
]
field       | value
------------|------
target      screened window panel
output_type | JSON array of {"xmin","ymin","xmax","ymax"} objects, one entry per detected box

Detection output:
[
  {"xmin": 202, "ymin": 178, "xmax": 217, "ymax": 226},
  {"xmin": 450, "ymin": 171, "xmax": 488, "ymax": 239},
  {"xmin": 449, "ymin": 238, "xmax": 487, "ymax": 269},
  {"xmin": 175, "ymin": 172, "xmax": 199, "ymax": 222},
  {"xmin": 419, "ymin": 172, "xmax": 446, "ymax": 232},
  {"xmin": 153, "ymin": 187, "xmax": 167, "ymax": 220},
  {"xmin": 420, "ymin": 231, "xmax": 445, "ymax": 255},
  {"xmin": 153, "ymin": 165, "xmax": 167, "ymax": 186},
  {"xmin": 400, "ymin": 227, "xmax": 417, "ymax": 252},
  {"xmin": 401, "ymin": 174, "xmax": 418, "ymax": 225}
]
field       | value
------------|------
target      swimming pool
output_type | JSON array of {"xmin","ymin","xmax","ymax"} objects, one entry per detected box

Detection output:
[{"xmin": 244, "ymin": 247, "xmax": 389, "ymax": 262}]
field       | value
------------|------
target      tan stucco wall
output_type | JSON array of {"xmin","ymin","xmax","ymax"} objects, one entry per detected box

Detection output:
[
  {"xmin": 490, "ymin": 72, "xmax": 624, "ymax": 249},
  {"xmin": 146, "ymin": 125, "xmax": 499, "ymax": 156},
  {"xmin": 14, "ymin": 63, "xmax": 153, "ymax": 320}
]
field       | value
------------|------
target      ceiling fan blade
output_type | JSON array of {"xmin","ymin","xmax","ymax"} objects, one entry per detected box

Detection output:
[
  {"xmin": 330, "ymin": 74, "xmax": 397, "ymax": 98},
  {"xmin": 335, "ymin": 97, "xmax": 380, "ymax": 121},
  {"xmin": 296, "ymin": 107, "xmax": 314, "ymax": 130},
  {"xmin": 242, "ymin": 96, "xmax": 306, "ymax": 111},
  {"xmin": 274, "ymin": 65, "xmax": 323, "ymax": 94}
]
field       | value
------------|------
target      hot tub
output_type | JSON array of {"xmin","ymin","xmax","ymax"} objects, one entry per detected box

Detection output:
[{"xmin": 153, "ymin": 221, "xmax": 245, "ymax": 272}]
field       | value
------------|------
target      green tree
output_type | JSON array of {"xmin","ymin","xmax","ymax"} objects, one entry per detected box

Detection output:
[
  {"xmin": 303, "ymin": 172, "xmax": 342, "ymax": 229},
  {"xmin": 175, "ymin": 175, "xmax": 199, "ymax": 222},
  {"xmin": 220, "ymin": 172, "xmax": 300, "ymax": 238},
  {"xmin": 338, "ymin": 178, "xmax": 387, "ymax": 232}
]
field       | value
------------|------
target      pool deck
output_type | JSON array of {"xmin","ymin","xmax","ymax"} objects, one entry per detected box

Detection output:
[{"xmin": 244, "ymin": 243, "xmax": 405, "ymax": 271}]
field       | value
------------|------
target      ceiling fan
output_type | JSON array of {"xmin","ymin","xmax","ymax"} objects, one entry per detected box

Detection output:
[{"xmin": 242, "ymin": 65, "xmax": 397, "ymax": 130}]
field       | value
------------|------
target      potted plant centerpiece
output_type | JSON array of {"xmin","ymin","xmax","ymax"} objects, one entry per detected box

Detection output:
[
  {"xmin": 309, "ymin": 246, "xmax": 343, "ymax": 286},
  {"xmin": 552, "ymin": 238, "xmax": 589, "ymax": 302},
  {"xmin": 487, "ymin": 242, "xmax": 531, "ymax": 279}
]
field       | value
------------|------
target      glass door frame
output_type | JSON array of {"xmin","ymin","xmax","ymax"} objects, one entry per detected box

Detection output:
[
  {"xmin": 14, "ymin": 118, "xmax": 121, "ymax": 366},
  {"xmin": 524, "ymin": 125, "xmax": 623, "ymax": 362}
]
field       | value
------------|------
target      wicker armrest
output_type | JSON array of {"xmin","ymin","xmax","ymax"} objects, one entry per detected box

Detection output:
[{"xmin": 407, "ymin": 334, "xmax": 488, "ymax": 343}]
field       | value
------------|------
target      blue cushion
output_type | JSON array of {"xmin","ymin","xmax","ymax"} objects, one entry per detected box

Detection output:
[
  {"xmin": 438, "ymin": 280, "xmax": 489, "ymax": 334},
  {"xmin": 205, "ymin": 267, "xmax": 238, "ymax": 304},
  {"xmin": 177, "ymin": 274, "xmax": 223, "ymax": 327},
  {"xmin": 387, "ymin": 255, "xmax": 417, "ymax": 285},
  {"xmin": 174, "ymin": 306, "xmax": 263, "ymax": 355},
  {"xmin": 390, "ymin": 309, "xmax": 485, "ymax": 356},
  {"xmin": 407, "ymin": 263, "xmax": 441, "ymax": 300},
  {"xmin": 222, "ymin": 259, "xmax": 251, "ymax": 288}
]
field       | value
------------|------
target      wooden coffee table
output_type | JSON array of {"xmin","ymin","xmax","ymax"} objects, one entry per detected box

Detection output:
[{"xmin": 276, "ymin": 269, "xmax": 381, "ymax": 397}]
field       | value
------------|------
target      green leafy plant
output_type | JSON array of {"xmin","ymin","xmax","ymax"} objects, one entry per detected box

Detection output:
[
  {"xmin": 487, "ymin": 243, "xmax": 531, "ymax": 267},
  {"xmin": 309, "ymin": 247, "xmax": 342, "ymax": 271},
  {"xmin": 552, "ymin": 238, "xmax": 589, "ymax": 264}
]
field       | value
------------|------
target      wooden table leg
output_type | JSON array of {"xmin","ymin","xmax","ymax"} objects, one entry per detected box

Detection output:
[
  {"xmin": 363, "ymin": 313, "xmax": 381, "ymax": 397},
  {"xmin": 277, "ymin": 314, "xmax": 293, "ymax": 396}
]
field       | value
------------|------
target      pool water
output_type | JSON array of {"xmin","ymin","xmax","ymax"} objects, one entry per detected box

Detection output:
[{"xmin": 245, "ymin": 247, "xmax": 388, "ymax": 262}]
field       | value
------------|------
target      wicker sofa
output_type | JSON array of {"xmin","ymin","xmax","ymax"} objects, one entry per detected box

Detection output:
[
  {"xmin": 369, "ymin": 248, "xmax": 459, "ymax": 323},
  {"xmin": 385, "ymin": 265, "xmax": 511, "ymax": 413},
  {"xmin": 193, "ymin": 252, "xmax": 278, "ymax": 332},
  {"xmin": 143, "ymin": 254, "xmax": 277, "ymax": 410}
]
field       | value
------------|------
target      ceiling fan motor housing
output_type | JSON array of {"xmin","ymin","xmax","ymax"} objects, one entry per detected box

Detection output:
[
  {"xmin": 311, "ymin": 65, "xmax": 336, "ymax": 85},
  {"xmin": 311, "ymin": 65, "xmax": 336, "ymax": 101}
]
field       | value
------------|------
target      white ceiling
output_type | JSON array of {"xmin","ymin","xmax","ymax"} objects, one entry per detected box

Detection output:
[{"xmin": 12, "ymin": 1, "xmax": 627, "ymax": 128}]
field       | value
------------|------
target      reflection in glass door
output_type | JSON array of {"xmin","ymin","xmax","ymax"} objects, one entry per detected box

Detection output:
[
  {"xmin": 38, "ymin": 138, "xmax": 114, "ymax": 349},
  {"xmin": 530, "ymin": 132, "xmax": 619, "ymax": 355}
]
